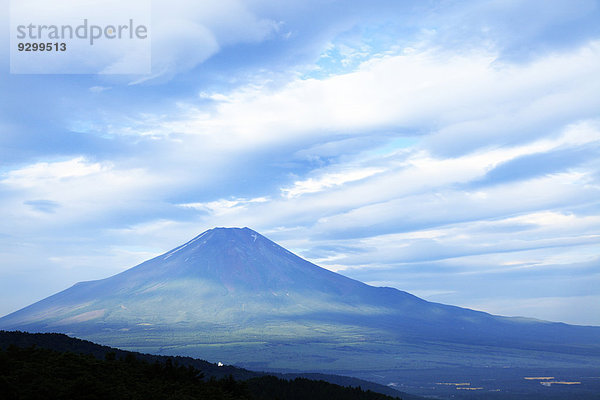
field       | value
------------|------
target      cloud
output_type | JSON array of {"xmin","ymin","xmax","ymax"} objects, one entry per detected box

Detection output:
[
  {"xmin": 312, "ymin": 171, "xmax": 597, "ymax": 238},
  {"xmin": 2, "ymin": 157, "xmax": 108, "ymax": 187},
  {"xmin": 466, "ymin": 295, "xmax": 600, "ymax": 326},
  {"xmin": 281, "ymin": 167, "xmax": 384, "ymax": 198},
  {"xmin": 178, "ymin": 197, "xmax": 269, "ymax": 216},
  {"xmin": 89, "ymin": 86, "xmax": 111, "ymax": 93},
  {"xmin": 0, "ymin": 157, "xmax": 171, "ymax": 229},
  {"xmin": 459, "ymin": 0, "xmax": 600, "ymax": 61},
  {"xmin": 137, "ymin": 0, "xmax": 280, "ymax": 82},
  {"xmin": 23, "ymin": 199, "xmax": 61, "ymax": 213},
  {"xmin": 320, "ymin": 211, "xmax": 600, "ymax": 268},
  {"xmin": 139, "ymin": 18, "xmax": 219, "ymax": 83},
  {"xmin": 176, "ymin": 119, "xmax": 598, "ymax": 242},
  {"xmin": 474, "ymin": 146, "xmax": 597, "ymax": 187},
  {"xmin": 112, "ymin": 39, "xmax": 600, "ymax": 161}
]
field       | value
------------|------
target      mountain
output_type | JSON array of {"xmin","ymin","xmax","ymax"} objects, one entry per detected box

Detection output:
[{"xmin": 1, "ymin": 227, "xmax": 599, "ymax": 398}]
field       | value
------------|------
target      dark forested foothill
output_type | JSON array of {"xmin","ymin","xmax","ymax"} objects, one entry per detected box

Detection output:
[
  {"xmin": 245, "ymin": 375, "xmax": 400, "ymax": 400},
  {"xmin": 0, "ymin": 332, "xmax": 402, "ymax": 400},
  {"xmin": 0, "ymin": 345, "xmax": 252, "ymax": 400}
]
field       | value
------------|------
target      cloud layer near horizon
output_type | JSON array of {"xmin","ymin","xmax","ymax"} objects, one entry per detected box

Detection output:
[{"xmin": 1, "ymin": 0, "xmax": 599, "ymax": 325}]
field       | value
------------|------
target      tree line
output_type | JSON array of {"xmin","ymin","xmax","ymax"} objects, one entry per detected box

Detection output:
[{"xmin": 0, "ymin": 343, "xmax": 401, "ymax": 400}]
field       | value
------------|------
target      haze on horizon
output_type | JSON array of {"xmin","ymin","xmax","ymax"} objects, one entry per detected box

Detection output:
[{"xmin": 0, "ymin": 0, "xmax": 599, "ymax": 325}]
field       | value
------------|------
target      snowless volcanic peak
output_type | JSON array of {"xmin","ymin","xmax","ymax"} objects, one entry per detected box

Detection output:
[
  {"xmin": 1, "ymin": 227, "xmax": 599, "ymax": 378},
  {"xmin": 0, "ymin": 227, "xmax": 392, "ymax": 332},
  {"xmin": 126, "ymin": 226, "xmax": 369, "ymax": 293}
]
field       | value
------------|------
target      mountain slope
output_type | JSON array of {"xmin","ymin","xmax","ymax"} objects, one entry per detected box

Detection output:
[{"xmin": 1, "ymin": 227, "xmax": 599, "ymax": 395}]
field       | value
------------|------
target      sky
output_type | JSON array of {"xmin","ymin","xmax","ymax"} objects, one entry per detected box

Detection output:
[{"xmin": 1, "ymin": 0, "xmax": 599, "ymax": 326}]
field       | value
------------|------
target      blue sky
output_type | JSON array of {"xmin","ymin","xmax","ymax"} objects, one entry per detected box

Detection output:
[{"xmin": 1, "ymin": 0, "xmax": 599, "ymax": 325}]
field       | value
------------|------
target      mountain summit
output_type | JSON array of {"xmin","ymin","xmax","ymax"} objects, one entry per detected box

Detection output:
[
  {"xmin": 145, "ymin": 227, "xmax": 370, "ymax": 293},
  {"xmin": 1, "ymin": 227, "xmax": 599, "ymax": 387}
]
